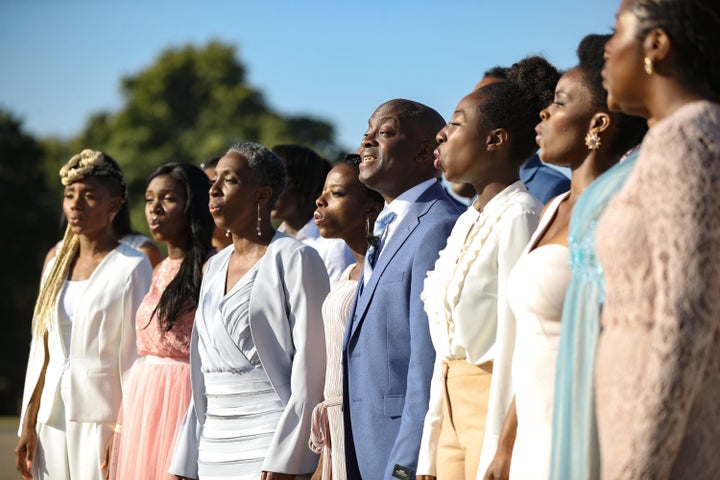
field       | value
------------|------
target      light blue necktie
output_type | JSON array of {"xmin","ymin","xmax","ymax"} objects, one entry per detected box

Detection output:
[{"xmin": 363, "ymin": 208, "xmax": 396, "ymax": 284}]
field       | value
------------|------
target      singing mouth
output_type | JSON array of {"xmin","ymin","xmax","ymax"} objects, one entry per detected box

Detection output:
[
  {"xmin": 313, "ymin": 210, "xmax": 324, "ymax": 225},
  {"xmin": 362, "ymin": 153, "xmax": 377, "ymax": 163},
  {"xmin": 433, "ymin": 149, "xmax": 442, "ymax": 170}
]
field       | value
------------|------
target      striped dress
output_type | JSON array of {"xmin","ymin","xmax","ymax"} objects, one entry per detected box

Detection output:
[{"xmin": 196, "ymin": 263, "xmax": 285, "ymax": 479}]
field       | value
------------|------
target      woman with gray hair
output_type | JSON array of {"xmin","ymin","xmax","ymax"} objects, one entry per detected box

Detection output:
[{"xmin": 170, "ymin": 142, "xmax": 330, "ymax": 480}]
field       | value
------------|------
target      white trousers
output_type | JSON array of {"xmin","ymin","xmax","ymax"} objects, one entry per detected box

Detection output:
[{"xmin": 32, "ymin": 377, "xmax": 113, "ymax": 479}]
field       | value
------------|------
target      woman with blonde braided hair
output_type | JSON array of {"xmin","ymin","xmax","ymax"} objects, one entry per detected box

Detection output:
[{"xmin": 15, "ymin": 149, "xmax": 152, "ymax": 480}]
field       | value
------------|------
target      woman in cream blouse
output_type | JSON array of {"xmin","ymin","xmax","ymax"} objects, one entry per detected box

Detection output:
[{"xmin": 416, "ymin": 57, "xmax": 560, "ymax": 479}]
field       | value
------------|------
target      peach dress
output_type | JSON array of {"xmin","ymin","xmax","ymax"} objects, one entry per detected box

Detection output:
[{"xmin": 111, "ymin": 257, "xmax": 195, "ymax": 480}]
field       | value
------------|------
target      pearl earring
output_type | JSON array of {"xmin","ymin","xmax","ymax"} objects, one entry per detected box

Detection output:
[{"xmin": 256, "ymin": 203, "xmax": 262, "ymax": 237}]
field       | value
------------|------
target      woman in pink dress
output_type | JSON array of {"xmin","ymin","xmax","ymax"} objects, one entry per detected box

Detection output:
[{"xmin": 110, "ymin": 163, "xmax": 214, "ymax": 479}]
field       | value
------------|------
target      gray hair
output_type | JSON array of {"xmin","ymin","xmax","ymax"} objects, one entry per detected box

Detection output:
[{"xmin": 226, "ymin": 142, "xmax": 287, "ymax": 208}]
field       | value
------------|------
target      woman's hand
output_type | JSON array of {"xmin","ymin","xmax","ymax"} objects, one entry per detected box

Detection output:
[
  {"xmin": 16, "ymin": 332, "xmax": 50, "ymax": 480},
  {"xmin": 100, "ymin": 433, "xmax": 114, "ymax": 480},
  {"xmin": 14, "ymin": 424, "xmax": 37, "ymax": 480},
  {"xmin": 261, "ymin": 472, "xmax": 296, "ymax": 480},
  {"xmin": 310, "ymin": 450, "xmax": 323, "ymax": 480},
  {"xmin": 483, "ymin": 397, "xmax": 518, "ymax": 480},
  {"xmin": 483, "ymin": 451, "xmax": 512, "ymax": 480}
]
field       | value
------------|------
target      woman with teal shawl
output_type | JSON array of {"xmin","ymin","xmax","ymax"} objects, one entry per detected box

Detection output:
[{"xmin": 549, "ymin": 147, "xmax": 641, "ymax": 480}]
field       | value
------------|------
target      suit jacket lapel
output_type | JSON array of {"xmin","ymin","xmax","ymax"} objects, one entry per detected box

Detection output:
[{"xmin": 348, "ymin": 194, "xmax": 437, "ymax": 341}]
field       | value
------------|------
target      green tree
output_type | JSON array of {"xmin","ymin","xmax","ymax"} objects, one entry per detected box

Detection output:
[
  {"xmin": 2, "ymin": 43, "xmax": 342, "ymax": 413},
  {"xmin": 0, "ymin": 110, "xmax": 60, "ymax": 413},
  {"xmin": 76, "ymin": 41, "xmax": 342, "ymax": 230}
]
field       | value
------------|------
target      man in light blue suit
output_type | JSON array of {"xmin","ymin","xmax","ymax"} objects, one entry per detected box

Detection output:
[{"xmin": 343, "ymin": 99, "xmax": 463, "ymax": 479}]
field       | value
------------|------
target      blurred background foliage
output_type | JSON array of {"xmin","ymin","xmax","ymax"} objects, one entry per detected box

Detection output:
[{"xmin": 0, "ymin": 40, "xmax": 344, "ymax": 414}]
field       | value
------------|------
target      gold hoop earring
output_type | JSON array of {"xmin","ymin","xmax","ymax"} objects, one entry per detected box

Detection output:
[
  {"xmin": 256, "ymin": 203, "xmax": 262, "ymax": 237},
  {"xmin": 585, "ymin": 131, "xmax": 602, "ymax": 150},
  {"xmin": 644, "ymin": 57, "xmax": 654, "ymax": 75}
]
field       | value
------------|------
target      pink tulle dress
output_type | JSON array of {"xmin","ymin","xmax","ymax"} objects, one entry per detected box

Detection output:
[{"xmin": 111, "ymin": 257, "xmax": 195, "ymax": 480}]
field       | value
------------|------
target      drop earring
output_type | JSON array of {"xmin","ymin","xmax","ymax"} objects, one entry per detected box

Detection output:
[
  {"xmin": 644, "ymin": 57, "xmax": 654, "ymax": 75},
  {"xmin": 256, "ymin": 203, "xmax": 262, "ymax": 237},
  {"xmin": 585, "ymin": 131, "xmax": 601, "ymax": 150},
  {"xmin": 225, "ymin": 230, "xmax": 231, "ymax": 238}
]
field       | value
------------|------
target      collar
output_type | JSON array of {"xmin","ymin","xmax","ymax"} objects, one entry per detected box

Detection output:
[
  {"xmin": 519, "ymin": 154, "xmax": 541, "ymax": 183},
  {"xmin": 385, "ymin": 178, "xmax": 438, "ymax": 218}
]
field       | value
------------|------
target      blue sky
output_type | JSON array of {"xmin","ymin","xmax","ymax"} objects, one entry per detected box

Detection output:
[{"xmin": 0, "ymin": 0, "xmax": 619, "ymax": 153}]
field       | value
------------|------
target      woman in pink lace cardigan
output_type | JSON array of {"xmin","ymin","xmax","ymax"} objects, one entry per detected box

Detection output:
[{"xmin": 595, "ymin": 0, "xmax": 720, "ymax": 478}]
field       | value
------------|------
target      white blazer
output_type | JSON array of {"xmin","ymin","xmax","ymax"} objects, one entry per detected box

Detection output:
[
  {"xmin": 19, "ymin": 243, "xmax": 152, "ymax": 430},
  {"xmin": 170, "ymin": 232, "xmax": 329, "ymax": 477}
]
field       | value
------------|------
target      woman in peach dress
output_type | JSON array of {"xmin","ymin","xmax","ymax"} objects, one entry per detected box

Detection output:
[{"xmin": 111, "ymin": 163, "xmax": 214, "ymax": 479}]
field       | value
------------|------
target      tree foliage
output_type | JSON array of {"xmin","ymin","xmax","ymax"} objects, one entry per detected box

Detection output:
[
  {"xmin": 2, "ymin": 40, "xmax": 342, "ymax": 413},
  {"xmin": 0, "ymin": 110, "xmax": 60, "ymax": 413},
  {"xmin": 76, "ymin": 41, "xmax": 342, "ymax": 212}
]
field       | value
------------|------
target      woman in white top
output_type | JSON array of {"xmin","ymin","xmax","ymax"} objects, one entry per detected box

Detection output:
[
  {"xmin": 483, "ymin": 34, "xmax": 647, "ymax": 480},
  {"xmin": 15, "ymin": 149, "xmax": 152, "ymax": 479},
  {"xmin": 416, "ymin": 57, "xmax": 559, "ymax": 480}
]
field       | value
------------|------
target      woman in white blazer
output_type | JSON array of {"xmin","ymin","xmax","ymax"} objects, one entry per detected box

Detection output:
[
  {"xmin": 15, "ymin": 149, "xmax": 152, "ymax": 479},
  {"xmin": 170, "ymin": 142, "xmax": 329, "ymax": 480}
]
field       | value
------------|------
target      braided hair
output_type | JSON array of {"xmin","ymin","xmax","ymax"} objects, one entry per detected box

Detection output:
[{"xmin": 32, "ymin": 149, "xmax": 126, "ymax": 337}]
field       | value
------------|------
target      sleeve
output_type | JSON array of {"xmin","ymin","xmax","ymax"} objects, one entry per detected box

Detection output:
[
  {"xmin": 615, "ymin": 122, "xmax": 720, "ymax": 477},
  {"xmin": 477, "ymin": 207, "xmax": 539, "ymax": 477},
  {"xmin": 262, "ymin": 245, "xmax": 330, "ymax": 474},
  {"xmin": 384, "ymin": 212, "xmax": 456, "ymax": 479},
  {"xmin": 17, "ymin": 334, "xmax": 46, "ymax": 437},
  {"xmin": 18, "ymin": 256, "xmax": 57, "ymax": 436},
  {"xmin": 168, "ymin": 320, "xmax": 203, "ymax": 478},
  {"xmin": 119, "ymin": 258, "xmax": 152, "ymax": 392},
  {"xmin": 168, "ymin": 392, "xmax": 201, "ymax": 479},
  {"xmin": 416, "ymin": 355, "xmax": 444, "ymax": 475}
]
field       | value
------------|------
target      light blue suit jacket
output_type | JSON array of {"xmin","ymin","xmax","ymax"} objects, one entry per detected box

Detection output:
[{"xmin": 342, "ymin": 180, "xmax": 462, "ymax": 479}]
